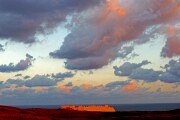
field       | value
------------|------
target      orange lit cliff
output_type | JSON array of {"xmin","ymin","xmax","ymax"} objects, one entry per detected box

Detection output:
[{"xmin": 61, "ymin": 105, "xmax": 116, "ymax": 112}]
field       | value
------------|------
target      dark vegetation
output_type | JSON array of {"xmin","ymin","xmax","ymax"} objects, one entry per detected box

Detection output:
[{"xmin": 0, "ymin": 105, "xmax": 179, "ymax": 120}]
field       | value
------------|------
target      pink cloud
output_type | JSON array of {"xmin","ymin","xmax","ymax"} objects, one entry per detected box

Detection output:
[
  {"xmin": 161, "ymin": 26, "xmax": 180, "ymax": 57},
  {"xmin": 51, "ymin": 0, "xmax": 180, "ymax": 70}
]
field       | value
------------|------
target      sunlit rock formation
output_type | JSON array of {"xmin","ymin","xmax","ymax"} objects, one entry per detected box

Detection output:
[{"xmin": 61, "ymin": 105, "xmax": 116, "ymax": 112}]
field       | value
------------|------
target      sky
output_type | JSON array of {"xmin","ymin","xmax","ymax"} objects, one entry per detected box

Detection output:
[{"xmin": 0, "ymin": 0, "xmax": 180, "ymax": 105}]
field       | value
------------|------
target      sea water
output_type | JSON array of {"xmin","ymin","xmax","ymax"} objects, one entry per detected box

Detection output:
[{"xmin": 16, "ymin": 103, "xmax": 180, "ymax": 111}]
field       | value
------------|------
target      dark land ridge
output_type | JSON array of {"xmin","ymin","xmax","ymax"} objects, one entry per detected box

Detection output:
[{"xmin": 0, "ymin": 105, "xmax": 180, "ymax": 120}]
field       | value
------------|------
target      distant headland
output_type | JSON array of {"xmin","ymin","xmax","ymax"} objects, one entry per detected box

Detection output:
[{"xmin": 61, "ymin": 104, "xmax": 116, "ymax": 112}]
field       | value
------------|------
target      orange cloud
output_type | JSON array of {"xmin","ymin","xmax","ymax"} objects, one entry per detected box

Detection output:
[
  {"xmin": 168, "ymin": 27, "xmax": 177, "ymax": 35},
  {"xmin": 95, "ymin": 85, "xmax": 104, "ymax": 90},
  {"xmin": 121, "ymin": 82, "xmax": 137, "ymax": 92},
  {"xmin": 33, "ymin": 87, "xmax": 49, "ymax": 93},
  {"xmin": 57, "ymin": 86, "xmax": 73, "ymax": 93},
  {"xmin": 81, "ymin": 84, "xmax": 93, "ymax": 90},
  {"xmin": 96, "ymin": 0, "xmax": 126, "ymax": 24},
  {"xmin": 107, "ymin": 0, "xmax": 126, "ymax": 16}
]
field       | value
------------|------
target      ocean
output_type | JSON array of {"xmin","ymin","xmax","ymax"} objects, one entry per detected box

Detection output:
[{"xmin": 16, "ymin": 103, "xmax": 180, "ymax": 111}]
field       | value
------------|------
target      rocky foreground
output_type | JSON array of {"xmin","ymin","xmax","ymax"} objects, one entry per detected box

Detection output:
[{"xmin": 0, "ymin": 105, "xmax": 179, "ymax": 120}]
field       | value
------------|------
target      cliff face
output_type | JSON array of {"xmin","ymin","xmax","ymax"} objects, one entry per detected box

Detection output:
[{"xmin": 61, "ymin": 105, "xmax": 116, "ymax": 112}]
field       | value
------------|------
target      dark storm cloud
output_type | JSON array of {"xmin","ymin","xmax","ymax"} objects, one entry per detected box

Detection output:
[
  {"xmin": 0, "ymin": 54, "xmax": 34, "ymax": 72},
  {"xmin": 0, "ymin": 0, "xmax": 104, "ymax": 43}
]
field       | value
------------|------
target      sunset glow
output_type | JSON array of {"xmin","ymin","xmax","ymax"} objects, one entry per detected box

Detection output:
[{"xmin": 0, "ymin": 0, "xmax": 179, "ymax": 105}]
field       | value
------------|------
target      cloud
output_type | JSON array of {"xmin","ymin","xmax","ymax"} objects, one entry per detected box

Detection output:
[
  {"xmin": 105, "ymin": 81, "xmax": 130, "ymax": 88},
  {"xmin": 164, "ymin": 59, "xmax": 180, "ymax": 77},
  {"xmin": 81, "ymin": 84, "xmax": 93, "ymax": 90},
  {"xmin": 5, "ymin": 79, "xmax": 25, "ymax": 87},
  {"xmin": 0, "ymin": 0, "xmax": 104, "ymax": 43},
  {"xmin": 4, "ymin": 75, "xmax": 58, "ymax": 88},
  {"xmin": 51, "ymin": 72, "xmax": 74, "ymax": 79},
  {"xmin": 57, "ymin": 82, "xmax": 74, "ymax": 93},
  {"xmin": 104, "ymin": 80, "xmax": 138, "ymax": 92},
  {"xmin": 117, "ymin": 45, "xmax": 137, "ymax": 59},
  {"xmin": 114, "ymin": 59, "xmax": 180, "ymax": 83},
  {"xmin": 0, "ymin": 44, "xmax": 5, "ymax": 52},
  {"xmin": 0, "ymin": 82, "xmax": 179, "ymax": 105},
  {"xmin": 2, "ymin": 71, "xmax": 75, "ymax": 88},
  {"xmin": 121, "ymin": 82, "xmax": 137, "ymax": 91},
  {"xmin": 159, "ymin": 59, "xmax": 180, "ymax": 83},
  {"xmin": 26, "ymin": 54, "xmax": 33, "ymax": 59},
  {"xmin": 15, "ymin": 74, "xmax": 31, "ymax": 79},
  {"xmin": 130, "ymin": 68, "xmax": 162, "ymax": 82},
  {"xmin": 161, "ymin": 26, "xmax": 180, "ymax": 57},
  {"xmin": 159, "ymin": 72, "xmax": 180, "ymax": 83},
  {"xmin": 113, "ymin": 60, "xmax": 150, "ymax": 76},
  {"xmin": 57, "ymin": 86, "xmax": 73, "ymax": 93},
  {"xmin": 0, "ymin": 54, "xmax": 34, "ymax": 72},
  {"xmin": 25, "ymin": 75, "xmax": 57, "ymax": 87},
  {"xmin": 50, "ymin": 0, "xmax": 180, "ymax": 70},
  {"xmin": 63, "ymin": 54, "xmax": 113, "ymax": 70},
  {"xmin": 1, "ymin": 77, "xmax": 180, "ymax": 105},
  {"xmin": 64, "ymin": 82, "xmax": 73, "ymax": 86},
  {"xmin": 15, "ymin": 74, "xmax": 22, "ymax": 77},
  {"xmin": 0, "ymin": 81, "xmax": 6, "ymax": 88},
  {"xmin": 23, "ymin": 75, "xmax": 31, "ymax": 79}
]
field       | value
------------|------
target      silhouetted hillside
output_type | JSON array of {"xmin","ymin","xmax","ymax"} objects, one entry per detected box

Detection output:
[{"xmin": 0, "ymin": 105, "xmax": 179, "ymax": 120}]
